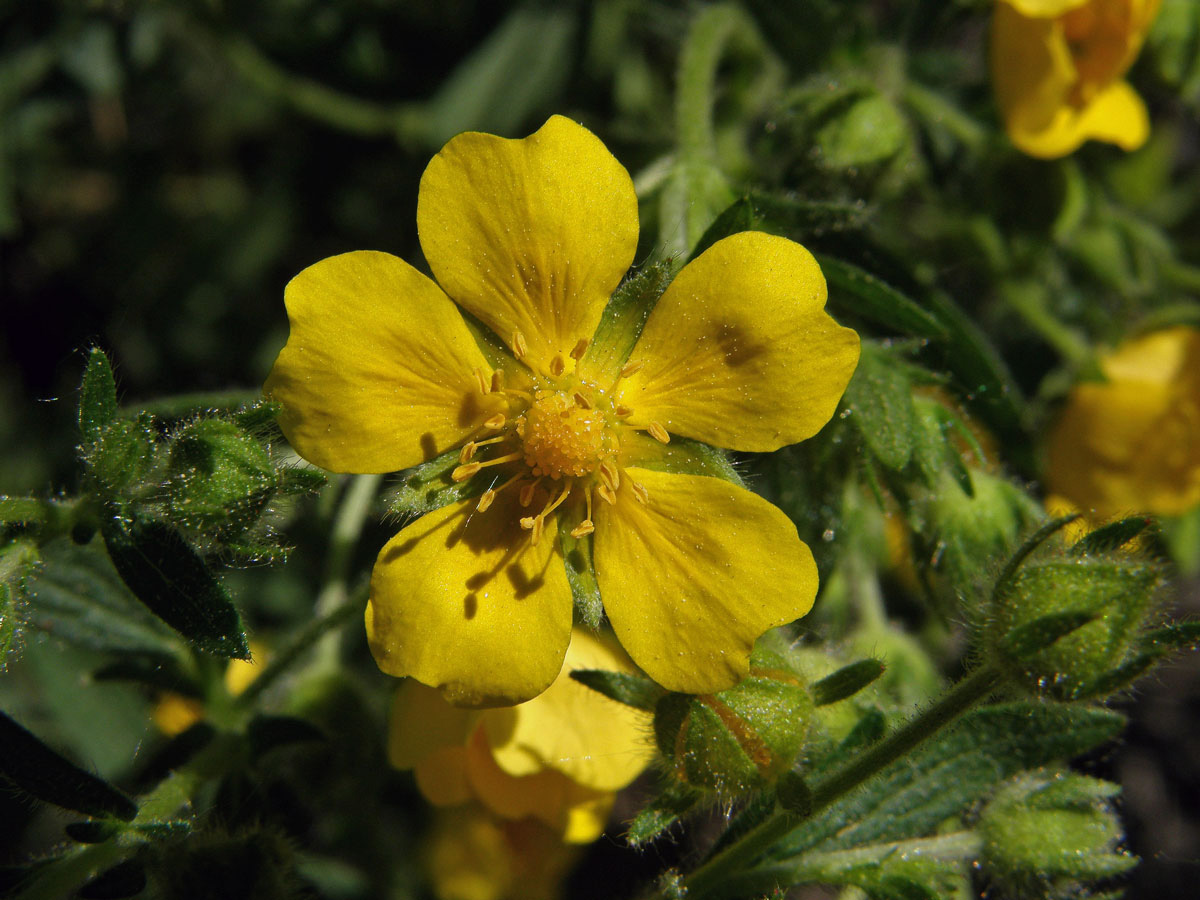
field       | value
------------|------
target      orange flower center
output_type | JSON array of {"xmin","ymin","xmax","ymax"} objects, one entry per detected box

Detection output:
[{"xmin": 517, "ymin": 391, "xmax": 608, "ymax": 479}]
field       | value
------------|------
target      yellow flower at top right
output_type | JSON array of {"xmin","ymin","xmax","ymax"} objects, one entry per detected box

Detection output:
[{"xmin": 991, "ymin": 0, "xmax": 1161, "ymax": 159}]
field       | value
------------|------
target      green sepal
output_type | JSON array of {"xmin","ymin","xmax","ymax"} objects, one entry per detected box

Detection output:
[
  {"xmin": 621, "ymin": 431, "xmax": 743, "ymax": 486},
  {"xmin": 690, "ymin": 192, "xmax": 870, "ymax": 261},
  {"xmin": 166, "ymin": 418, "xmax": 276, "ymax": 534},
  {"xmin": 626, "ymin": 781, "xmax": 703, "ymax": 848},
  {"xmin": 1077, "ymin": 622, "xmax": 1200, "ymax": 697},
  {"xmin": 811, "ymin": 659, "xmax": 886, "ymax": 707},
  {"xmin": 276, "ymin": 465, "xmax": 327, "ymax": 496},
  {"xmin": 910, "ymin": 395, "xmax": 973, "ymax": 496},
  {"xmin": 842, "ymin": 342, "xmax": 919, "ymax": 471},
  {"xmin": 776, "ymin": 770, "xmax": 813, "ymax": 814},
  {"xmin": 559, "ymin": 524, "xmax": 603, "ymax": 629},
  {"xmin": 1069, "ymin": 515, "xmax": 1153, "ymax": 555},
  {"xmin": 79, "ymin": 347, "xmax": 118, "ymax": 444},
  {"xmin": 231, "ymin": 398, "xmax": 283, "ymax": 433},
  {"xmin": 101, "ymin": 514, "xmax": 250, "ymax": 659},
  {"xmin": 569, "ymin": 668, "xmax": 664, "ymax": 712},
  {"xmin": 999, "ymin": 610, "xmax": 1098, "ymax": 659},
  {"xmin": 386, "ymin": 447, "xmax": 484, "ymax": 518},
  {"xmin": 0, "ymin": 711, "xmax": 138, "ymax": 821},
  {"xmin": 79, "ymin": 859, "xmax": 146, "ymax": 900},
  {"xmin": 86, "ymin": 414, "xmax": 156, "ymax": 497},
  {"xmin": 831, "ymin": 708, "xmax": 887, "ymax": 760},
  {"xmin": 581, "ymin": 261, "xmax": 674, "ymax": 383}
]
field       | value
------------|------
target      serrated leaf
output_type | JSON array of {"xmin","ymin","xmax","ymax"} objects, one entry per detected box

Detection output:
[
  {"xmin": 581, "ymin": 261, "xmax": 674, "ymax": 383},
  {"xmin": 386, "ymin": 447, "xmax": 482, "ymax": 518},
  {"xmin": 570, "ymin": 669, "xmax": 663, "ymax": 712},
  {"xmin": 0, "ymin": 711, "xmax": 137, "ymax": 821},
  {"xmin": 843, "ymin": 344, "xmax": 918, "ymax": 471},
  {"xmin": 812, "ymin": 659, "xmax": 886, "ymax": 707},
  {"xmin": 776, "ymin": 702, "xmax": 1124, "ymax": 858},
  {"xmin": 79, "ymin": 348, "xmax": 118, "ymax": 444},
  {"xmin": 101, "ymin": 516, "xmax": 248, "ymax": 659}
]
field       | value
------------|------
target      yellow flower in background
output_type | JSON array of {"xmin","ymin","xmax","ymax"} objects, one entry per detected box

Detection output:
[
  {"xmin": 388, "ymin": 629, "xmax": 654, "ymax": 844},
  {"xmin": 1046, "ymin": 327, "xmax": 1200, "ymax": 518},
  {"xmin": 424, "ymin": 806, "xmax": 577, "ymax": 900},
  {"xmin": 991, "ymin": 0, "xmax": 1161, "ymax": 158},
  {"xmin": 265, "ymin": 115, "xmax": 859, "ymax": 707},
  {"xmin": 152, "ymin": 645, "xmax": 267, "ymax": 736}
]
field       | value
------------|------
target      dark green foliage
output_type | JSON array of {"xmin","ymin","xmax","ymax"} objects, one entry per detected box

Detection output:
[
  {"xmin": 811, "ymin": 659, "xmax": 886, "ymax": 706},
  {"xmin": 570, "ymin": 668, "xmax": 664, "ymax": 712}
]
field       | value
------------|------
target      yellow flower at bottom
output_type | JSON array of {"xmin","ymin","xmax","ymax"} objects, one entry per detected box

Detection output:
[
  {"xmin": 388, "ymin": 628, "xmax": 654, "ymax": 844},
  {"xmin": 1046, "ymin": 327, "xmax": 1200, "ymax": 518},
  {"xmin": 991, "ymin": 0, "xmax": 1161, "ymax": 158},
  {"xmin": 265, "ymin": 115, "xmax": 860, "ymax": 706}
]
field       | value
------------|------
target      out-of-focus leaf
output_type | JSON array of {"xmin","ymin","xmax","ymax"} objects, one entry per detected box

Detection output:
[
  {"xmin": 247, "ymin": 715, "xmax": 325, "ymax": 759},
  {"xmin": 101, "ymin": 516, "xmax": 249, "ymax": 659},
  {"xmin": 79, "ymin": 859, "xmax": 145, "ymax": 899},
  {"xmin": 817, "ymin": 256, "xmax": 947, "ymax": 340},
  {"xmin": 0, "ymin": 711, "xmax": 137, "ymax": 821},
  {"xmin": 691, "ymin": 192, "xmax": 871, "ymax": 261},
  {"xmin": 842, "ymin": 344, "xmax": 919, "ymax": 471},
  {"xmin": 134, "ymin": 722, "xmax": 216, "ymax": 789},
  {"xmin": 660, "ymin": 158, "xmax": 735, "ymax": 259},
  {"xmin": 425, "ymin": 8, "xmax": 576, "ymax": 146},
  {"xmin": 92, "ymin": 653, "xmax": 201, "ymax": 697}
]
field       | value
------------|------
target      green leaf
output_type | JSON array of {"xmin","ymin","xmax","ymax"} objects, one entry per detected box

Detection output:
[
  {"xmin": 386, "ymin": 447, "xmax": 482, "ymax": 518},
  {"xmin": 660, "ymin": 158, "xmax": 735, "ymax": 259},
  {"xmin": 817, "ymin": 256, "xmax": 947, "ymax": 340},
  {"xmin": 775, "ymin": 702, "xmax": 1124, "ymax": 858},
  {"xmin": 101, "ymin": 516, "xmax": 249, "ymax": 659},
  {"xmin": 0, "ymin": 496, "xmax": 50, "ymax": 526},
  {"xmin": 570, "ymin": 669, "xmax": 663, "ymax": 712},
  {"xmin": 0, "ymin": 711, "xmax": 137, "ymax": 821},
  {"xmin": 92, "ymin": 653, "xmax": 202, "ymax": 698},
  {"xmin": 812, "ymin": 659, "xmax": 886, "ymax": 707},
  {"xmin": 424, "ymin": 8, "xmax": 577, "ymax": 146},
  {"xmin": 627, "ymin": 782, "xmax": 703, "ymax": 848},
  {"xmin": 999, "ymin": 610, "xmax": 1098, "ymax": 659},
  {"xmin": 79, "ymin": 348, "xmax": 118, "ymax": 444},
  {"xmin": 582, "ymin": 261, "xmax": 674, "ymax": 383},
  {"xmin": 691, "ymin": 193, "xmax": 870, "ymax": 260},
  {"xmin": 1069, "ymin": 515, "xmax": 1154, "ymax": 556},
  {"xmin": 843, "ymin": 344, "xmax": 919, "ymax": 471}
]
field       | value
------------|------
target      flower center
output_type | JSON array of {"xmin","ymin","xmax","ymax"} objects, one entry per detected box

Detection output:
[{"xmin": 517, "ymin": 391, "xmax": 608, "ymax": 479}]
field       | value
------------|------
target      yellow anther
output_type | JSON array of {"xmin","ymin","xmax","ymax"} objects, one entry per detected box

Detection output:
[
  {"xmin": 490, "ymin": 370, "xmax": 505, "ymax": 393},
  {"xmin": 459, "ymin": 442, "xmax": 477, "ymax": 464},
  {"xmin": 599, "ymin": 460, "xmax": 620, "ymax": 492},
  {"xmin": 631, "ymin": 481, "xmax": 649, "ymax": 504},
  {"xmin": 512, "ymin": 330, "xmax": 528, "ymax": 359},
  {"xmin": 474, "ymin": 368, "xmax": 491, "ymax": 395},
  {"xmin": 647, "ymin": 421, "xmax": 670, "ymax": 444},
  {"xmin": 549, "ymin": 354, "xmax": 566, "ymax": 377},
  {"xmin": 520, "ymin": 515, "xmax": 537, "ymax": 531},
  {"xmin": 597, "ymin": 484, "xmax": 616, "ymax": 505},
  {"xmin": 476, "ymin": 489, "xmax": 496, "ymax": 512},
  {"xmin": 519, "ymin": 478, "xmax": 542, "ymax": 508},
  {"xmin": 483, "ymin": 413, "xmax": 507, "ymax": 430},
  {"xmin": 614, "ymin": 404, "xmax": 633, "ymax": 418},
  {"xmin": 452, "ymin": 462, "xmax": 482, "ymax": 482},
  {"xmin": 570, "ymin": 338, "xmax": 589, "ymax": 360},
  {"xmin": 620, "ymin": 359, "xmax": 644, "ymax": 378},
  {"xmin": 573, "ymin": 391, "xmax": 592, "ymax": 410},
  {"xmin": 570, "ymin": 520, "xmax": 594, "ymax": 539}
]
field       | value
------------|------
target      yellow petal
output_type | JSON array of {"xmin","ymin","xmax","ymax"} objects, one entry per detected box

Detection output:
[
  {"xmin": 1003, "ymin": 0, "xmax": 1090, "ymax": 17},
  {"xmin": 992, "ymin": 2, "xmax": 1079, "ymax": 147},
  {"xmin": 615, "ymin": 232, "xmax": 859, "ymax": 452},
  {"xmin": 388, "ymin": 680, "xmax": 478, "ymax": 769},
  {"xmin": 1010, "ymin": 80, "xmax": 1149, "ymax": 158},
  {"xmin": 593, "ymin": 468, "xmax": 819, "ymax": 694},
  {"xmin": 464, "ymin": 729, "xmax": 612, "ymax": 843},
  {"xmin": 481, "ymin": 629, "xmax": 654, "ymax": 792},
  {"xmin": 265, "ymin": 251, "xmax": 504, "ymax": 473},
  {"xmin": 367, "ymin": 490, "xmax": 574, "ymax": 707},
  {"xmin": 417, "ymin": 116, "xmax": 638, "ymax": 376},
  {"xmin": 415, "ymin": 747, "xmax": 474, "ymax": 807}
]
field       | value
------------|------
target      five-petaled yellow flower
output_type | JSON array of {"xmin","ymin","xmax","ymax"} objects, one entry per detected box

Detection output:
[
  {"xmin": 1046, "ymin": 326, "xmax": 1200, "ymax": 518},
  {"xmin": 389, "ymin": 628, "xmax": 653, "ymax": 843},
  {"xmin": 265, "ymin": 115, "xmax": 860, "ymax": 706},
  {"xmin": 991, "ymin": 0, "xmax": 1161, "ymax": 159}
]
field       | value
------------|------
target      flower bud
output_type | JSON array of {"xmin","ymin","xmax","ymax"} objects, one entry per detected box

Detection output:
[
  {"xmin": 989, "ymin": 557, "xmax": 1160, "ymax": 698},
  {"xmin": 978, "ymin": 772, "xmax": 1135, "ymax": 895},
  {"xmin": 653, "ymin": 649, "xmax": 812, "ymax": 794},
  {"xmin": 86, "ymin": 416, "xmax": 155, "ymax": 496},
  {"xmin": 167, "ymin": 419, "xmax": 275, "ymax": 533}
]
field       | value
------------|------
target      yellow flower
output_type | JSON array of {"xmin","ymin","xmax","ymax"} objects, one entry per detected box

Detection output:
[
  {"xmin": 265, "ymin": 115, "xmax": 860, "ymax": 706},
  {"xmin": 388, "ymin": 628, "xmax": 654, "ymax": 844},
  {"xmin": 152, "ymin": 645, "xmax": 267, "ymax": 736},
  {"xmin": 991, "ymin": 0, "xmax": 1161, "ymax": 158},
  {"xmin": 1046, "ymin": 326, "xmax": 1200, "ymax": 518},
  {"xmin": 424, "ymin": 806, "xmax": 577, "ymax": 900}
]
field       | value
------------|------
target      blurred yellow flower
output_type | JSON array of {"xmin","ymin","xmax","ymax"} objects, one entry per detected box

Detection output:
[
  {"xmin": 265, "ymin": 115, "xmax": 859, "ymax": 706},
  {"xmin": 388, "ymin": 628, "xmax": 653, "ymax": 844},
  {"xmin": 991, "ymin": 0, "xmax": 1161, "ymax": 158},
  {"xmin": 424, "ymin": 806, "xmax": 577, "ymax": 900},
  {"xmin": 152, "ymin": 645, "xmax": 267, "ymax": 736},
  {"xmin": 1046, "ymin": 326, "xmax": 1200, "ymax": 517}
]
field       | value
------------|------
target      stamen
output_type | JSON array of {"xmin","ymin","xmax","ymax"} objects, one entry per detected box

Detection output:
[
  {"xmin": 483, "ymin": 413, "xmax": 507, "ymax": 430},
  {"xmin": 599, "ymin": 459, "xmax": 620, "ymax": 492},
  {"xmin": 614, "ymin": 404, "xmax": 633, "ymax": 418},
  {"xmin": 620, "ymin": 359, "xmax": 644, "ymax": 378},
  {"xmin": 569, "ymin": 338, "xmax": 589, "ymax": 360},
  {"xmin": 474, "ymin": 368, "xmax": 491, "ymax": 395},
  {"xmin": 452, "ymin": 462, "xmax": 481, "ymax": 482},
  {"xmin": 597, "ymin": 484, "xmax": 617, "ymax": 505},
  {"xmin": 631, "ymin": 481, "xmax": 649, "ymax": 504},
  {"xmin": 476, "ymin": 452, "xmax": 521, "ymax": 470},
  {"xmin": 570, "ymin": 520, "xmax": 594, "ymax": 538},
  {"xmin": 549, "ymin": 354, "xmax": 566, "ymax": 377},
  {"xmin": 502, "ymin": 387, "xmax": 534, "ymax": 402},
  {"xmin": 519, "ymin": 515, "xmax": 544, "ymax": 546},
  {"xmin": 512, "ymin": 330, "xmax": 528, "ymax": 360},
  {"xmin": 476, "ymin": 489, "xmax": 496, "ymax": 512},
  {"xmin": 647, "ymin": 421, "xmax": 671, "ymax": 444},
  {"xmin": 541, "ymin": 482, "xmax": 572, "ymax": 519},
  {"xmin": 572, "ymin": 391, "xmax": 592, "ymax": 410},
  {"xmin": 490, "ymin": 370, "xmax": 504, "ymax": 393},
  {"xmin": 459, "ymin": 442, "xmax": 477, "ymax": 464},
  {"xmin": 519, "ymin": 477, "xmax": 543, "ymax": 508}
]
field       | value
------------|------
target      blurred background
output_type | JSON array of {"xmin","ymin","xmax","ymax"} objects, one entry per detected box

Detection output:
[{"xmin": 3, "ymin": 1, "xmax": 1199, "ymax": 897}]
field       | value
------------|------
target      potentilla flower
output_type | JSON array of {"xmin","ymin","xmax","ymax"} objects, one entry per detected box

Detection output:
[
  {"xmin": 991, "ymin": 0, "xmax": 1161, "ymax": 159},
  {"xmin": 1046, "ymin": 326, "xmax": 1200, "ymax": 518},
  {"xmin": 388, "ymin": 629, "xmax": 654, "ymax": 844},
  {"xmin": 265, "ymin": 115, "xmax": 860, "ymax": 706}
]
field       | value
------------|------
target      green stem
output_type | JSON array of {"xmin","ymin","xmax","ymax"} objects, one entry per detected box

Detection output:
[
  {"xmin": 13, "ymin": 841, "xmax": 125, "ymax": 900},
  {"xmin": 681, "ymin": 663, "xmax": 1004, "ymax": 899},
  {"xmin": 1001, "ymin": 281, "xmax": 1097, "ymax": 372},
  {"xmin": 902, "ymin": 81, "xmax": 986, "ymax": 151}
]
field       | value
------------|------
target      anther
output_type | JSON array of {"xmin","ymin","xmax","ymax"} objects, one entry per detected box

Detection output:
[
  {"xmin": 570, "ymin": 520, "xmax": 594, "ymax": 538},
  {"xmin": 474, "ymin": 368, "xmax": 491, "ymax": 395},
  {"xmin": 620, "ymin": 359, "xmax": 644, "ymax": 378},
  {"xmin": 549, "ymin": 354, "xmax": 566, "ymax": 377},
  {"xmin": 459, "ymin": 442, "xmax": 477, "ymax": 464},
  {"xmin": 490, "ymin": 370, "xmax": 504, "ymax": 393},
  {"xmin": 597, "ymin": 484, "xmax": 617, "ymax": 505},
  {"xmin": 614, "ymin": 404, "xmax": 633, "ymax": 418},
  {"xmin": 573, "ymin": 391, "xmax": 592, "ymax": 410},
  {"xmin": 452, "ymin": 462, "xmax": 482, "ymax": 482},
  {"xmin": 631, "ymin": 481, "xmax": 649, "ymax": 504},
  {"xmin": 648, "ymin": 421, "xmax": 670, "ymax": 444},
  {"xmin": 599, "ymin": 460, "xmax": 620, "ymax": 492},
  {"xmin": 477, "ymin": 489, "xmax": 496, "ymax": 512},
  {"xmin": 519, "ymin": 478, "xmax": 542, "ymax": 508},
  {"xmin": 483, "ymin": 413, "xmax": 507, "ymax": 430},
  {"xmin": 570, "ymin": 338, "xmax": 589, "ymax": 360},
  {"xmin": 512, "ymin": 330, "xmax": 528, "ymax": 359}
]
